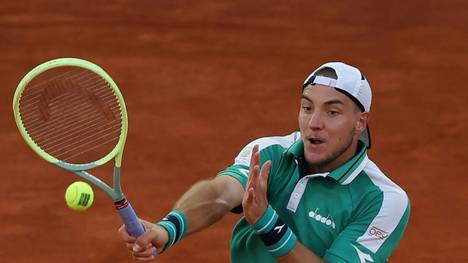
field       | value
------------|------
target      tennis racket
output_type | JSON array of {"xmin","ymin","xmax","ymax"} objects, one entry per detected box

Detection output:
[{"xmin": 12, "ymin": 58, "xmax": 151, "ymax": 246}]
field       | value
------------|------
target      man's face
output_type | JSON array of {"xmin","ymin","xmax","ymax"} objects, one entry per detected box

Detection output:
[{"xmin": 298, "ymin": 85, "xmax": 368, "ymax": 172}]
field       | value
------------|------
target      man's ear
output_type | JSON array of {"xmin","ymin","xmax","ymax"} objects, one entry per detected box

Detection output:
[{"xmin": 356, "ymin": 112, "xmax": 370, "ymax": 133}]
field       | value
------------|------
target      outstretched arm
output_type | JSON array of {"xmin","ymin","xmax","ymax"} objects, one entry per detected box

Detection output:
[
  {"xmin": 119, "ymin": 175, "xmax": 244, "ymax": 260},
  {"xmin": 174, "ymin": 175, "xmax": 244, "ymax": 234}
]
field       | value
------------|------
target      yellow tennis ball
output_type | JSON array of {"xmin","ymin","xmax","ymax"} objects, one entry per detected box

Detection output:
[{"xmin": 65, "ymin": 181, "xmax": 94, "ymax": 211}]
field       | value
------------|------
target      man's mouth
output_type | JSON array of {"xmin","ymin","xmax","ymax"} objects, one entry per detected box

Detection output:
[{"xmin": 308, "ymin": 138, "xmax": 325, "ymax": 145}]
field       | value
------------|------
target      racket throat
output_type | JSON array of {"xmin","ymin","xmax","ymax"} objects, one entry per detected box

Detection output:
[{"xmin": 113, "ymin": 166, "xmax": 125, "ymax": 201}]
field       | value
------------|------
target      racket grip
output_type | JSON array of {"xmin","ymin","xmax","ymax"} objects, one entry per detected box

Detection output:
[
  {"xmin": 115, "ymin": 199, "xmax": 145, "ymax": 237},
  {"xmin": 115, "ymin": 199, "xmax": 158, "ymax": 256}
]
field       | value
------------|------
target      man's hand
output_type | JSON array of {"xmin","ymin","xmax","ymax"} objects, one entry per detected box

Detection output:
[
  {"xmin": 118, "ymin": 219, "xmax": 169, "ymax": 261},
  {"xmin": 242, "ymin": 144, "xmax": 272, "ymax": 225}
]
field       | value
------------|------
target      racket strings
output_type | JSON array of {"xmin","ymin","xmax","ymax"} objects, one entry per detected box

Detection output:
[
  {"xmin": 20, "ymin": 70, "xmax": 106, "ymax": 118},
  {"xmin": 32, "ymin": 104, "xmax": 120, "ymax": 148},
  {"xmin": 23, "ymin": 86, "xmax": 121, "ymax": 161},
  {"xmin": 47, "ymin": 122, "xmax": 121, "ymax": 159},
  {"xmin": 24, "ymin": 88, "xmax": 118, "ymax": 138},
  {"xmin": 19, "ymin": 67, "xmax": 123, "ymax": 164}
]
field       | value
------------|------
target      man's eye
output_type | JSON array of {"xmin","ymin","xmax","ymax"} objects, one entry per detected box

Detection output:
[
  {"xmin": 302, "ymin": 106, "xmax": 312, "ymax": 112},
  {"xmin": 327, "ymin": 110, "xmax": 339, "ymax": 116}
]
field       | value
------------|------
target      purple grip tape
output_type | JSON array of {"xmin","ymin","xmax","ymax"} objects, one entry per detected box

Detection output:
[{"xmin": 115, "ymin": 199, "xmax": 158, "ymax": 256}]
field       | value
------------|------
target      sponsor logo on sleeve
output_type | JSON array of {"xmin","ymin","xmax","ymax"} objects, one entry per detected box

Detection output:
[{"xmin": 369, "ymin": 226, "xmax": 388, "ymax": 240}]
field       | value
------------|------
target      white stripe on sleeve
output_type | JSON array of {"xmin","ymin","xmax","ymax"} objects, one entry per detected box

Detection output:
[{"xmin": 356, "ymin": 161, "xmax": 409, "ymax": 253}]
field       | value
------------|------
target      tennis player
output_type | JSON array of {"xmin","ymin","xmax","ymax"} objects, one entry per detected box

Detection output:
[{"xmin": 119, "ymin": 62, "xmax": 410, "ymax": 262}]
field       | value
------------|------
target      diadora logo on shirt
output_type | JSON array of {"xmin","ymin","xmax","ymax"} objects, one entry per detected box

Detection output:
[
  {"xmin": 308, "ymin": 208, "xmax": 336, "ymax": 229},
  {"xmin": 368, "ymin": 226, "xmax": 388, "ymax": 240}
]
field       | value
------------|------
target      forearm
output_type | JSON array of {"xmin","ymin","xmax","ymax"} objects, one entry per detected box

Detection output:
[
  {"xmin": 173, "ymin": 180, "xmax": 229, "ymax": 234},
  {"xmin": 172, "ymin": 176, "xmax": 243, "ymax": 235},
  {"xmin": 278, "ymin": 241, "xmax": 326, "ymax": 263}
]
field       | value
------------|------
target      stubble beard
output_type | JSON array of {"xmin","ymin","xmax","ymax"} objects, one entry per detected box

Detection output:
[{"xmin": 308, "ymin": 130, "xmax": 356, "ymax": 173}]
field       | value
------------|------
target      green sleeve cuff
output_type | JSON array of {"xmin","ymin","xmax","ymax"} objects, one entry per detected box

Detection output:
[{"xmin": 253, "ymin": 205, "xmax": 277, "ymax": 234}]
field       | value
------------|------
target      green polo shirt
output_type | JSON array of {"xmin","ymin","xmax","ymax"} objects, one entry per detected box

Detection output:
[{"xmin": 218, "ymin": 132, "xmax": 410, "ymax": 263}]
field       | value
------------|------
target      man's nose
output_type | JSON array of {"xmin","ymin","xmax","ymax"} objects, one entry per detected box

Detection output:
[{"xmin": 308, "ymin": 112, "xmax": 324, "ymax": 130}]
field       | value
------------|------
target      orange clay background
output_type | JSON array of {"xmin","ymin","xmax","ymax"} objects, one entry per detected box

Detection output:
[{"xmin": 1, "ymin": 1, "xmax": 466, "ymax": 262}]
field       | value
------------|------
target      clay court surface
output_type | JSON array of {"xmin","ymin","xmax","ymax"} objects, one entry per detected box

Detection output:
[{"xmin": 1, "ymin": 1, "xmax": 467, "ymax": 262}]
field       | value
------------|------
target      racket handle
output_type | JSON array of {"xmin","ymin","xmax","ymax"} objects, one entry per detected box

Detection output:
[
  {"xmin": 115, "ymin": 199, "xmax": 158, "ymax": 256},
  {"xmin": 115, "ymin": 199, "xmax": 145, "ymax": 237}
]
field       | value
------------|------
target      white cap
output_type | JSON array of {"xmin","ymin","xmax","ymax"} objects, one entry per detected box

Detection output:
[{"xmin": 303, "ymin": 62, "xmax": 372, "ymax": 148}]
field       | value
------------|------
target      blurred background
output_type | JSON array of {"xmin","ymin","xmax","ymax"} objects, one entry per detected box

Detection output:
[{"xmin": 1, "ymin": 1, "xmax": 467, "ymax": 262}]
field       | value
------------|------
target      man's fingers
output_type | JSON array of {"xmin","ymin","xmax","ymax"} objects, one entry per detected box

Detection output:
[
  {"xmin": 242, "ymin": 186, "xmax": 258, "ymax": 214},
  {"xmin": 132, "ymin": 241, "xmax": 157, "ymax": 262},
  {"xmin": 246, "ymin": 157, "xmax": 271, "ymax": 203},
  {"xmin": 126, "ymin": 242, "xmax": 136, "ymax": 251},
  {"xmin": 249, "ymin": 145, "xmax": 259, "ymax": 168},
  {"xmin": 250, "ymin": 165, "xmax": 261, "ymax": 188},
  {"xmin": 246, "ymin": 145, "xmax": 260, "ymax": 188},
  {"xmin": 133, "ymin": 243, "xmax": 156, "ymax": 256},
  {"xmin": 118, "ymin": 225, "xmax": 137, "ymax": 243},
  {"xmin": 242, "ymin": 186, "xmax": 253, "ymax": 204},
  {"xmin": 247, "ymin": 187, "xmax": 255, "ymax": 203},
  {"xmin": 259, "ymin": 161, "xmax": 272, "ymax": 189},
  {"xmin": 132, "ymin": 242, "xmax": 153, "ymax": 252},
  {"xmin": 131, "ymin": 240, "xmax": 156, "ymax": 260},
  {"xmin": 133, "ymin": 227, "xmax": 158, "ymax": 253}
]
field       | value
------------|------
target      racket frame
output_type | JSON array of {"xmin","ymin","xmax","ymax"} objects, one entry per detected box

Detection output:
[
  {"xmin": 12, "ymin": 58, "xmax": 152, "ymax": 247},
  {"xmin": 13, "ymin": 58, "xmax": 128, "ymax": 202}
]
